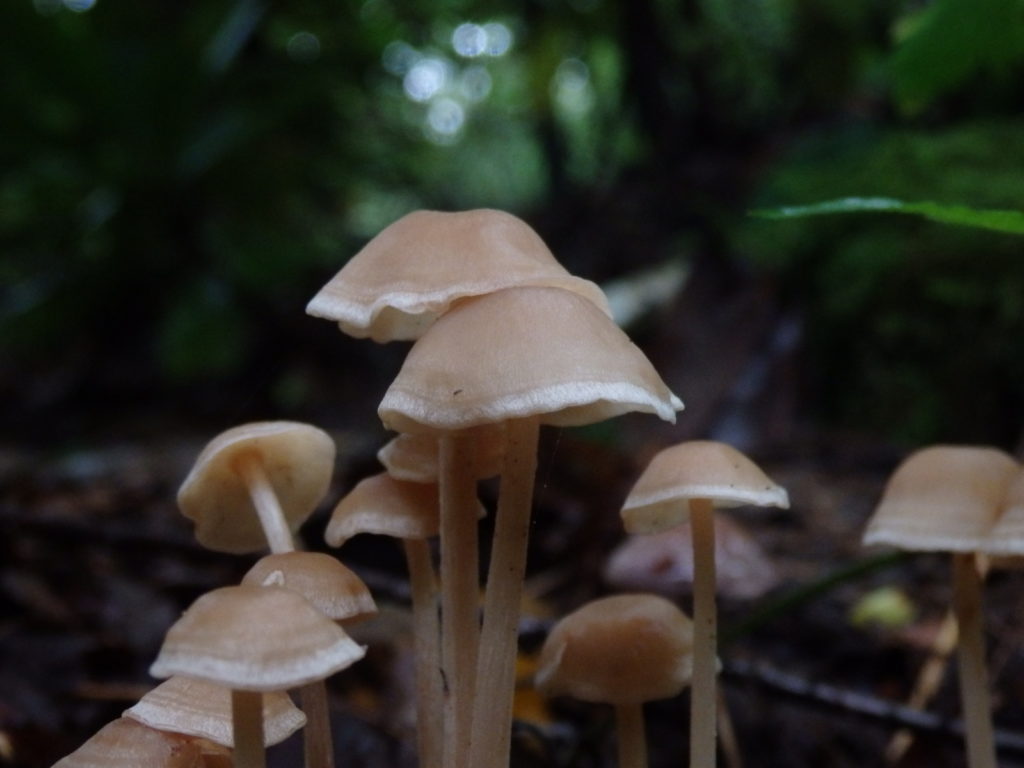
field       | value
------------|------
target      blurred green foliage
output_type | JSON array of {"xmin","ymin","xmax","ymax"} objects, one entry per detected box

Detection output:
[{"xmin": 2, "ymin": 0, "xmax": 1023, "ymax": 444}]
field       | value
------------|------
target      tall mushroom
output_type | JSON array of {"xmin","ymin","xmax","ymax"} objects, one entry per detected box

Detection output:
[
  {"xmin": 863, "ymin": 445, "xmax": 1018, "ymax": 768},
  {"xmin": 620, "ymin": 440, "xmax": 789, "ymax": 768},
  {"xmin": 535, "ymin": 594, "xmax": 695, "ymax": 768},
  {"xmin": 379, "ymin": 285, "xmax": 682, "ymax": 767},
  {"xmin": 150, "ymin": 585, "xmax": 365, "ymax": 768},
  {"xmin": 178, "ymin": 421, "xmax": 335, "ymax": 555}
]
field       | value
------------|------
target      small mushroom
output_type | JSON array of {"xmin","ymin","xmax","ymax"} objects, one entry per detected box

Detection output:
[
  {"xmin": 536, "ymin": 594, "xmax": 695, "ymax": 768},
  {"xmin": 178, "ymin": 422, "xmax": 335, "ymax": 555},
  {"xmin": 52, "ymin": 717, "xmax": 204, "ymax": 768}
]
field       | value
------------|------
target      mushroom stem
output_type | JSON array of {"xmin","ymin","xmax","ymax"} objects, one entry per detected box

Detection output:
[
  {"xmin": 952, "ymin": 552, "xmax": 997, "ymax": 768},
  {"xmin": 299, "ymin": 682, "xmax": 334, "ymax": 768},
  {"xmin": 231, "ymin": 689, "xmax": 266, "ymax": 768},
  {"xmin": 469, "ymin": 416, "xmax": 540, "ymax": 767},
  {"xmin": 404, "ymin": 537, "xmax": 443, "ymax": 768},
  {"xmin": 236, "ymin": 454, "xmax": 295, "ymax": 554},
  {"xmin": 616, "ymin": 703, "xmax": 648, "ymax": 768},
  {"xmin": 690, "ymin": 497, "xmax": 717, "ymax": 768},
  {"xmin": 439, "ymin": 432, "xmax": 480, "ymax": 768}
]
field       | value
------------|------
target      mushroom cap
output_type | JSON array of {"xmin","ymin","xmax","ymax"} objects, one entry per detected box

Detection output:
[
  {"xmin": 535, "ymin": 594, "xmax": 694, "ymax": 705},
  {"xmin": 379, "ymin": 286, "xmax": 682, "ymax": 434},
  {"xmin": 305, "ymin": 208, "xmax": 612, "ymax": 342},
  {"xmin": 178, "ymin": 421, "xmax": 336, "ymax": 554},
  {"xmin": 863, "ymin": 445, "xmax": 1018, "ymax": 553},
  {"xmin": 123, "ymin": 677, "xmax": 306, "ymax": 748},
  {"xmin": 987, "ymin": 468, "xmax": 1024, "ymax": 556},
  {"xmin": 150, "ymin": 585, "xmax": 365, "ymax": 690},
  {"xmin": 377, "ymin": 427, "xmax": 506, "ymax": 482},
  {"xmin": 621, "ymin": 441, "xmax": 789, "ymax": 534},
  {"xmin": 53, "ymin": 717, "xmax": 203, "ymax": 768},
  {"xmin": 242, "ymin": 551, "xmax": 377, "ymax": 623}
]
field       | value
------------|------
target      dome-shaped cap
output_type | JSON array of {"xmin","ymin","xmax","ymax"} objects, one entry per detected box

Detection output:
[
  {"xmin": 988, "ymin": 468, "xmax": 1024, "ymax": 556},
  {"xmin": 150, "ymin": 585, "xmax": 365, "ymax": 690},
  {"xmin": 379, "ymin": 286, "xmax": 682, "ymax": 434},
  {"xmin": 53, "ymin": 718, "xmax": 203, "ymax": 768},
  {"xmin": 124, "ymin": 677, "xmax": 305, "ymax": 748},
  {"xmin": 535, "ymin": 594, "xmax": 694, "ymax": 705},
  {"xmin": 242, "ymin": 552, "xmax": 377, "ymax": 623},
  {"xmin": 377, "ymin": 427, "xmax": 505, "ymax": 482},
  {"xmin": 863, "ymin": 445, "xmax": 1018, "ymax": 553},
  {"xmin": 178, "ymin": 421, "xmax": 336, "ymax": 554},
  {"xmin": 306, "ymin": 209, "xmax": 612, "ymax": 342},
  {"xmin": 621, "ymin": 441, "xmax": 789, "ymax": 534}
]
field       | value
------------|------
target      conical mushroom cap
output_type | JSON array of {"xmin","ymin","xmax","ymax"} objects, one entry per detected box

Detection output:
[
  {"xmin": 124, "ymin": 677, "xmax": 305, "ymax": 748},
  {"xmin": 150, "ymin": 585, "xmax": 365, "ymax": 690},
  {"xmin": 53, "ymin": 718, "xmax": 203, "ymax": 768},
  {"xmin": 178, "ymin": 421, "xmax": 335, "ymax": 554},
  {"xmin": 621, "ymin": 441, "xmax": 789, "ymax": 534},
  {"xmin": 535, "ymin": 594, "xmax": 694, "ymax": 705},
  {"xmin": 306, "ymin": 209, "xmax": 612, "ymax": 342},
  {"xmin": 377, "ymin": 427, "xmax": 505, "ymax": 482},
  {"xmin": 863, "ymin": 445, "xmax": 1018, "ymax": 552},
  {"xmin": 988, "ymin": 468, "xmax": 1024, "ymax": 555},
  {"xmin": 242, "ymin": 552, "xmax": 377, "ymax": 623},
  {"xmin": 379, "ymin": 286, "xmax": 682, "ymax": 434}
]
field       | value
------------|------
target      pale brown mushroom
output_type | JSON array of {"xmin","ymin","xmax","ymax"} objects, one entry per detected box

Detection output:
[
  {"xmin": 863, "ymin": 445, "xmax": 1018, "ymax": 768},
  {"xmin": 536, "ymin": 594, "xmax": 694, "ymax": 768},
  {"xmin": 178, "ymin": 422, "xmax": 335, "ymax": 554},
  {"xmin": 52, "ymin": 717, "xmax": 204, "ymax": 768},
  {"xmin": 150, "ymin": 585, "xmax": 365, "ymax": 768},
  {"xmin": 377, "ymin": 428, "xmax": 505, "ymax": 483},
  {"xmin": 620, "ymin": 440, "xmax": 788, "ymax": 768},
  {"xmin": 379, "ymin": 285, "xmax": 681, "ymax": 768}
]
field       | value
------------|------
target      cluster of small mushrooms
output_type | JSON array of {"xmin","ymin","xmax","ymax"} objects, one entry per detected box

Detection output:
[{"xmin": 50, "ymin": 210, "xmax": 1022, "ymax": 768}]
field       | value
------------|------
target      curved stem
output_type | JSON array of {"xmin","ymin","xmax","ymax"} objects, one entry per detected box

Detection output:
[
  {"xmin": 236, "ymin": 454, "xmax": 295, "ymax": 554},
  {"xmin": 690, "ymin": 498, "xmax": 717, "ymax": 768},
  {"xmin": 952, "ymin": 552, "xmax": 997, "ymax": 768},
  {"xmin": 231, "ymin": 689, "xmax": 266, "ymax": 768},
  {"xmin": 299, "ymin": 682, "xmax": 334, "ymax": 768},
  {"xmin": 405, "ymin": 537, "xmax": 443, "ymax": 768},
  {"xmin": 469, "ymin": 416, "xmax": 540, "ymax": 768},
  {"xmin": 439, "ymin": 433, "xmax": 480, "ymax": 768},
  {"xmin": 616, "ymin": 703, "xmax": 648, "ymax": 768}
]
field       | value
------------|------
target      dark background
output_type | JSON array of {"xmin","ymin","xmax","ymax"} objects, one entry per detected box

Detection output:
[{"xmin": 3, "ymin": 0, "xmax": 1024, "ymax": 765}]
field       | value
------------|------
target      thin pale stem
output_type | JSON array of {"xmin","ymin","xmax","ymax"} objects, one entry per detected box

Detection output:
[
  {"xmin": 236, "ymin": 454, "xmax": 295, "ymax": 554},
  {"xmin": 469, "ymin": 416, "xmax": 540, "ymax": 768},
  {"xmin": 690, "ymin": 497, "xmax": 717, "ymax": 768},
  {"xmin": 299, "ymin": 682, "xmax": 334, "ymax": 768},
  {"xmin": 616, "ymin": 703, "xmax": 648, "ymax": 768},
  {"xmin": 952, "ymin": 552, "xmax": 997, "ymax": 768},
  {"xmin": 231, "ymin": 689, "xmax": 266, "ymax": 768},
  {"xmin": 404, "ymin": 537, "xmax": 443, "ymax": 768},
  {"xmin": 439, "ymin": 432, "xmax": 480, "ymax": 768},
  {"xmin": 717, "ymin": 690, "xmax": 743, "ymax": 768}
]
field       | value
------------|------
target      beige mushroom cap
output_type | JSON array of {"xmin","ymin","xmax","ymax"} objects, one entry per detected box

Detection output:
[
  {"xmin": 863, "ymin": 445, "xmax": 1018, "ymax": 553},
  {"xmin": 242, "ymin": 551, "xmax": 377, "ymax": 623},
  {"xmin": 535, "ymin": 594, "xmax": 694, "ymax": 705},
  {"xmin": 305, "ymin": 209, "xmax": 612, "ymax": 342},
  {"xmin": 53, "ymin": 717, "xmax": 203, "ymax": 768},
  {"xmin": 988, "ymin": 468, "xmax": 1024, "ymax": 555},
  {"xmin": 379, "ymin": 286, "xmax": 682, "ymax": 434},
  {"xmin": 124, "ymin": 677, "xmax": 306, "ymax": 748},
  {"xmin": 621, "ymin": 441, "xmax": 789, "ymax": 534},
  {"xmin": 377, "ymin": 427, "xmax": 505, "ymax": 482},
  {"xmin": 150, "ymin": 585, "xmax": 365, "ymax": 690},
  {"xmin": 178, "ymin": 421, "xmax": 336, "ymax": 554}
]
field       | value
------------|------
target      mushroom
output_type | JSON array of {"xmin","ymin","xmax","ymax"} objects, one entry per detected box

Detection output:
[
  {"xmin": 863, "ymin": 445, "xmax": 1018, "ymax": 768},
  {"xmin": 150, "ymin": 585, "xmax": 365, "ymax": 768},
  {"xmin": 241, "ymin": 552, "xmax": 377, "ymax": 768},
  {"xmin": 124, "ymin": 676, "xmax": 306, "ymax": 750},
  {"xmin": 620, "ymin": 440, "xmax": 788, "ymax": 768},
  {"xmin": 305, "ymin": 208, "xmax": 611, "ymax": 342},
  {"xmin": 379, "ymin": 285, "xmax": 681, "ymax": 768},
  {"xmin": 53, "ymin": 717, "xmax": 204, "ymax": 768},
  {"xmin": 377, "ymin": 428, "xmax": 505, "ymax": 483},
  {"xmin": 535, "ymin": 594, "xmax": 695, "ymax": 768},
  {"xmin": 178, "ymin": 422, "xmax": 335, "ymax": 554}
]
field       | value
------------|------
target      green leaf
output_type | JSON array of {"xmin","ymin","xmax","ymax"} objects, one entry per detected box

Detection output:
[{"xmin": 751, "ymin": 197, "xmax": 1024, "ymax": 235}]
